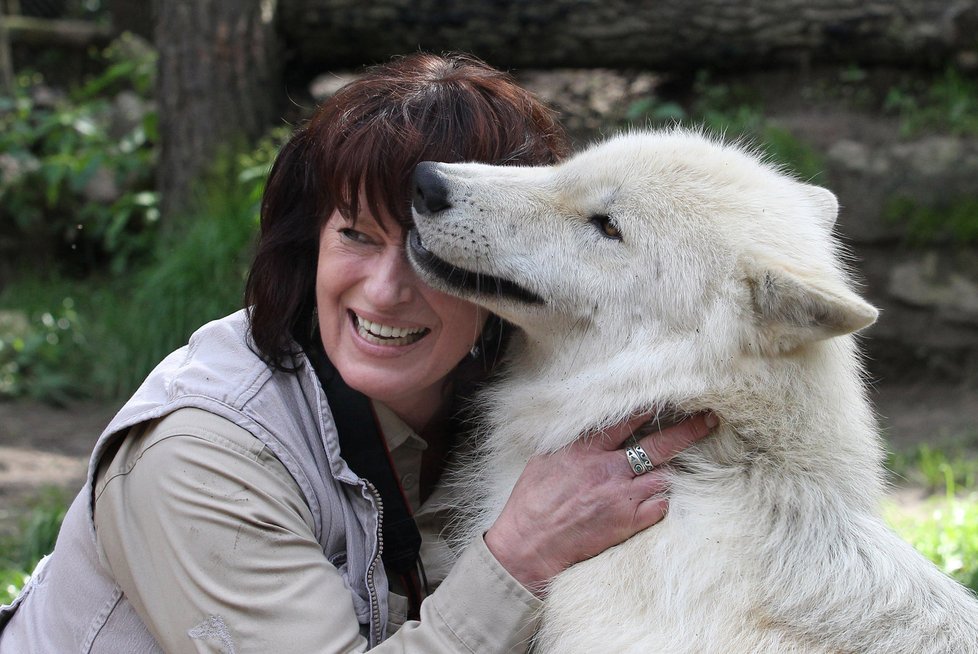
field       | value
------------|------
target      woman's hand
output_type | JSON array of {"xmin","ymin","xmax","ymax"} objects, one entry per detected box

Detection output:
[{"xmin": 484, "ymin": 412, "xmax": 717, "ymax": 595}]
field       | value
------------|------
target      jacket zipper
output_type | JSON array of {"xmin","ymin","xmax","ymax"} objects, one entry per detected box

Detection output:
[{"xmin": 364, "ymin": 480, "xmax": 385, "ymax": 646}]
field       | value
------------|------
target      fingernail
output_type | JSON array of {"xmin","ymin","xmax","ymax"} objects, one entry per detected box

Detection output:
[{"xmin": 705, "ymin": 412, "xmax": 719, "ymax": 429}]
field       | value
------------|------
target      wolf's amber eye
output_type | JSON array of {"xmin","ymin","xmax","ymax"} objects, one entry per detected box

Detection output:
[{"xmin": 591, "ymin": 215, "xmax": 622, "ymax": 240}]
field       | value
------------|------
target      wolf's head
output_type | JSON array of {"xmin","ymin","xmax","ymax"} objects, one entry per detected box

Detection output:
[{"xmin": 409, "ymin": 130, "xmax": 875, "ymax": 361}]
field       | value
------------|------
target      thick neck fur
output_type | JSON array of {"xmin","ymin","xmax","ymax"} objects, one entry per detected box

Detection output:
[{"xmin": 475, "ymin": 327, "xmax": 886, "ymax": 512}]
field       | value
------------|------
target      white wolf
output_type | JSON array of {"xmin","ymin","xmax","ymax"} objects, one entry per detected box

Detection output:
[{"xmin": 406, "ymin": 129, "xmax": 978, "ymax": 653}]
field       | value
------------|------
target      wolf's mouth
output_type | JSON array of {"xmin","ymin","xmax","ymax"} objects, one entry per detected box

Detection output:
[{"xmin": 407, "ymin": 228, "xmax": 544, "ymax": 306}]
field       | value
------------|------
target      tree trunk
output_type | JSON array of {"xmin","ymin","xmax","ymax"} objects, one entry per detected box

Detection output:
[
  {"xmin": 155, "ymin": 0, "xmax": 281, "ymax": 221},
  {"xmin": 0, "ymin": 12, "xmax": 14, "ymax": 96},
  {"xmin": 279, "ymin": 0, "xmax": 978, "ymax": 72}
]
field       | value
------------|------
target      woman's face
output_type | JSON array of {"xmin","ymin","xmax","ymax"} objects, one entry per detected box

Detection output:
[{"xmin": 316, "ymin": 208, "xmax": 488, "ymax": 429}]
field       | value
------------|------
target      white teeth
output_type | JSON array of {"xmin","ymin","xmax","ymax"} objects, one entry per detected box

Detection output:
[{"xmin": 354, "ymin": 314, "xmax": 428, "ymax": 345}]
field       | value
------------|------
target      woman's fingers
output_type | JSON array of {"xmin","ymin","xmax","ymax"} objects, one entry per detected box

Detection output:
[
  {"xmin": 594, "ymin": 412, "xmax": 657, "ymax": 450},
  {"xmin": 594, "ymin": 411, "xmax": 718, "ymax": 478},
  {"xmin": 623, "ymin": 468, "xmax": 669, "ymax": 507},
  {"xmin": 630, "ymin": 411, "xmax": 718, "ymax": 468},
  {"xmin": 632, "ymin": 494, "xmax": 670, "ymax": 527}
]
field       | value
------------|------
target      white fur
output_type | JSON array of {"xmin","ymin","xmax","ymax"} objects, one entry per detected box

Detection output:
[{"xmin": 409, "ymin": 129, "xmax": 978, "ymax": 653}]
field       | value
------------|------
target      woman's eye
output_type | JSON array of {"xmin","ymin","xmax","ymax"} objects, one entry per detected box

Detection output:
[
  {"xmin": 339, "ymin": 228, "xmax": 372, "ymax": 244},
  {"xmin": 590, "ymin": 215, "xmax": 622, "ymax": 240}
]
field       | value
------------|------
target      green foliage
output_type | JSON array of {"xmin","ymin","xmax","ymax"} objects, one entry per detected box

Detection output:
[
  {"xmin": 624, "ymin": 97, "xmax": 686, "ymax": 124},
  {"xmin": 623, "ymin": 72, "xmax": 825, "ymax": 183},
  {"xmin": 759, "ymin": 125, "xmax": 826, "ymax": 183},
  {"xmin": 0, "ymin": 130, "xmax": 281, "ymax": 598},
  {"xmin": 888, "ymin": 441, "xmax": 978, "ymax": 495},
  {"xmin": 886, "ymin": 440, "xmax": 978, "ymax": 594},
  {"xmin": 884, "ymin": 67, "xmax": 978, "ymax": 137},
  {"xmin": 0, "ymin": 488, "xmax": 69, "ymax": 605},
  {"xmin": 691, "ymin": 72, "xmax": 765, "ymax": 136},
  {"xmin": 0, "ymin": 34, "xmax": 158, "ymax": 274},
  {"xmin": 0, "ymin": 299, "xmax": 88, "ymax": 405},
  {"xmin": 14, "ymin": 495, "xmax": 69, "ymax": 568},
  {"xmin": 0, "ymin": 568, "xmax": 31, "ymax": 606},
  {"xmin": 887, "ymin": 493, "xmax": 978, "ymax": 595},
  {"xmin": 884, "ymin": 196, "xmax": 978, "ymax": 245},
  {"xmin": 97, "ymin": 157, "xmax": 266, "ymax": 396},
  {"xmin": 0, "ymin": 131, "xmax": 286, "ymax": 401}
]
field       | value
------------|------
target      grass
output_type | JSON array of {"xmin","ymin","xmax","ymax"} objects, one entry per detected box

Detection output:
[
  {"xmin": 887, "ymin": 439, "xmax": 978, "ymax": 494},
  {"xmin": 1, "ymin": 487, "xmax": 69, "ymax": 605},
  {"xmin": 885, "ymin": 494, "xmax": 978, "ymax": 594},
  {"xmin": 0, "ymin": 568, "xmax": 32, "ymax": 606},
  {"xmin": 884, "ymin": 439, "xmax": 978, "ymax": 594},
  {"xmin": 0, "ymin": 155, "xmax": 270, "ymax": 604},
  {"xmin": 0, "ymin": 162, "xmax": 266, "ymax": 604},
  {"xmin": 97, "ymin": 165, "xmax": 259, "ymax": 395}
]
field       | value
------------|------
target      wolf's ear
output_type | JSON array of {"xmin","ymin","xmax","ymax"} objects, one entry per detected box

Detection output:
[
  {"xmin": 742, "ymin": 261, "xmax": 878, "ymax": 354},
  {"xmin": 806, "ymin": 185, "xmax": 839, "ymax": 228}
]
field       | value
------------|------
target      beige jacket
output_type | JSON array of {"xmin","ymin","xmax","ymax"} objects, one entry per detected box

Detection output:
[{"xmin": 92, "ymin": 406, "xmax": 539, "ymax": 652}]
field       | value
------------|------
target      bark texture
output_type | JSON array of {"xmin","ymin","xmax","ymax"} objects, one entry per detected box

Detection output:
[
  {"xmin": 279, "ymin": 0, "xmax": 978, "ymax": 71},
  {"xmin": 155, "ymin": 0, "xmax": 281, "ymax": 220}
]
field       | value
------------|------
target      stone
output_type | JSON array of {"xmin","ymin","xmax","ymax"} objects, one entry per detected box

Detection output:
[{"xmin": 888, "ymin": 252, "xmax": 978, "ymax": 325}]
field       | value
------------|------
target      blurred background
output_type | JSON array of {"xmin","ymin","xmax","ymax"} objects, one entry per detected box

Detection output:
[{"xmin": 0, "ymin": 0, "xmax": 976, "ymax": 600}]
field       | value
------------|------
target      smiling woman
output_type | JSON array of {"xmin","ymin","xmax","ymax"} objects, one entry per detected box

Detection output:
[
  {"xmin": 0, "ymin": 53, "xmax": 716, "ymax": 654},
  {"xmin": 315, "ymin": 208, "xmax": 488, "ymax": 431}
]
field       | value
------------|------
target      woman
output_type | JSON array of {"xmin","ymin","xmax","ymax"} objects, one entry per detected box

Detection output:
[{"xmin": 0, "ymin": 53, "xmax": 715, "ymax": 653}]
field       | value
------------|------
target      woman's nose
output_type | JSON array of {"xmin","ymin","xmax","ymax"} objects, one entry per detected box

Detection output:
[{"xmin": 363, "ymin": 246, "xmax": 415, "ymax": 306}]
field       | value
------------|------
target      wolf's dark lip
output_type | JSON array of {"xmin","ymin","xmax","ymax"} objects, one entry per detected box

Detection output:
[{"xmin": 407, "ymin": 228, "xmax": 544, "ymax": 306}]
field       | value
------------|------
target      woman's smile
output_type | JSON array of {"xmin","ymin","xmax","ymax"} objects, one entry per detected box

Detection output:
[{"xmin": 350, "ymin": 310, "xmax": 430, "ymax": 347}]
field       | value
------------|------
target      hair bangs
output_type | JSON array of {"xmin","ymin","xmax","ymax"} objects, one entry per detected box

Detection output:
[{"xmin": 323, "ymin": 61, "xmax": 565, "ymax": 231}]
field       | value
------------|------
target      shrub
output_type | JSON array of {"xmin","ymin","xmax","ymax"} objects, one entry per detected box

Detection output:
[
  {"xmin": 884, "ymin": 67, "xmax": 978, "ymax": 137},
  {"xmin": 0, "ymin": 34, "xmax": 158, "ymax": 275},
  {"xmin": 887, "ymin": 441, "xmax": 978, "ymax": 494},
  {"xmin": 0, "ymin": 130, "xmax": 287, "ymax": 401},
  {"xmin": 0, "ymin": 299, "xmax": 88, "ymax": 405},
  {"xmin": 883, "ymin": 196, "xmax": 978, "ymax": 246},
  {"xmin": 886, "ymin": 439, "xmax": 978, "ymax": 595}
]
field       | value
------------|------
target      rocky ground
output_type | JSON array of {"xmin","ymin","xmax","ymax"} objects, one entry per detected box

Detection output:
[{"xmin": 0, "ymin": 399, "xmax": 116, "ymax": 537}]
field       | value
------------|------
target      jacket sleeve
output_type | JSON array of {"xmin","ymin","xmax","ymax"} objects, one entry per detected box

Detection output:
[{"xmin": 93, "ymin": 407, "xmax": 541, "ymax": 653}]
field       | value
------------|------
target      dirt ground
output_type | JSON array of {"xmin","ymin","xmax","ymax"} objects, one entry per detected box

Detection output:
[{"xmin": 0, "ymin": 382, "xmax": 976, "ymax": 534}]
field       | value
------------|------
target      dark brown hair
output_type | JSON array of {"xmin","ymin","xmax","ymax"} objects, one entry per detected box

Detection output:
[{"xmin": 245, "ymin": 52, "xmax": 569, "ymax": 366}]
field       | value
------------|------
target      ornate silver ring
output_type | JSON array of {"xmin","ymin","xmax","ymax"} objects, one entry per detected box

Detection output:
[{"xmin": 624, "ymin": 434, "xmax": 655, "ymax": 476}]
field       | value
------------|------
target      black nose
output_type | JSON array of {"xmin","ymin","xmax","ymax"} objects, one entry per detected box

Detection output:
[{"xmin": 412, "ymin": 162, "xmax": 452, "ymax": 216}]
